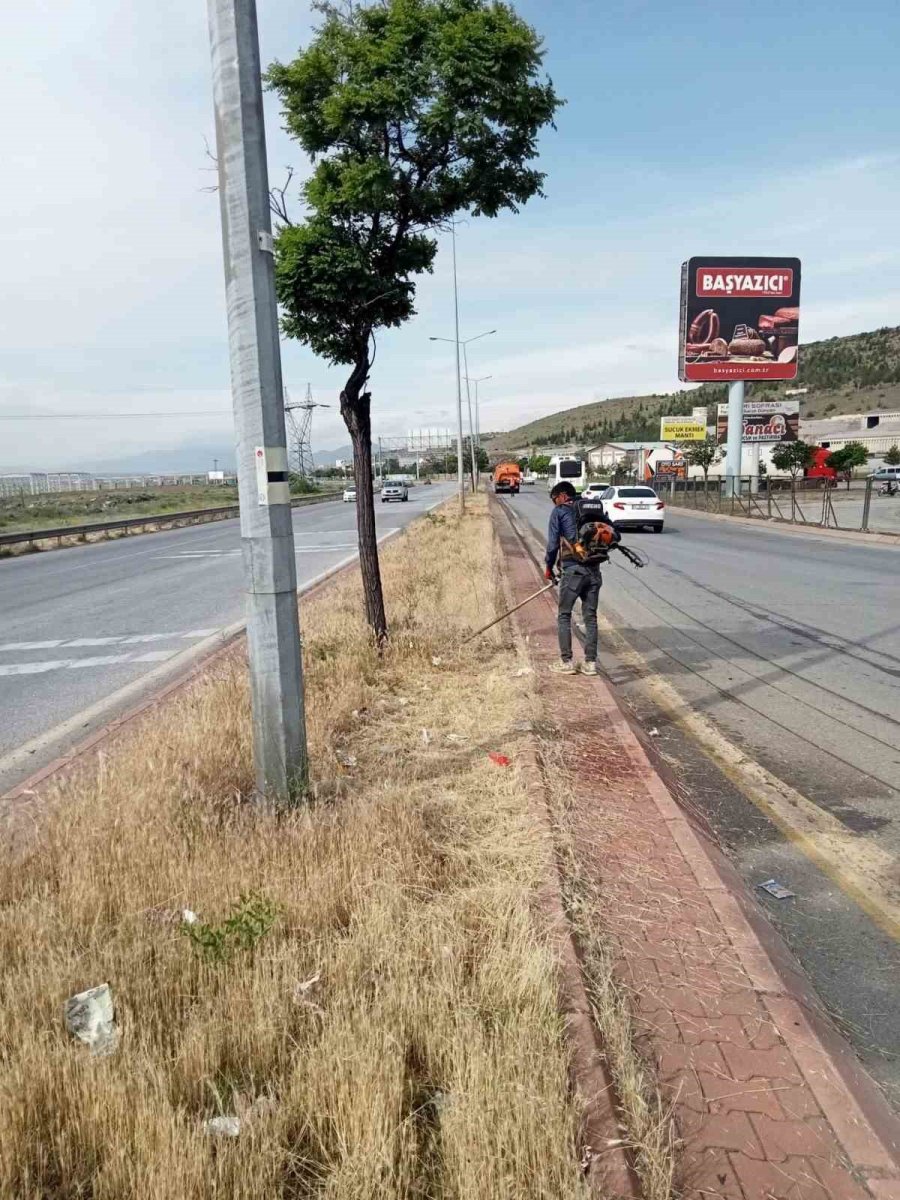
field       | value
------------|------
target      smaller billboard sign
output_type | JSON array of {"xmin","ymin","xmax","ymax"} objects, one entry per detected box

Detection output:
[
  {"xmin": 660, "ymin": 417, "xmax": 707, "ymax": 442},
  {"xmin": 679, "ymin": 256, "xmax": 801, "ymax": 383},
  {"xmin": 654, "ymin": 461, "xmax": 686, "ymax": 479},
  {"xmin": 715, "ymin": 399, "xmax": 800, "ymax": 445}
]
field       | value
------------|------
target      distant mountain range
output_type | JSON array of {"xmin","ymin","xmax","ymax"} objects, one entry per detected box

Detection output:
[
  {"xmin": 486, "ymin": 325, "xmax": 900, "ymax": 453},
  {"xmin": 1, "ymin": 438, "xmax": 356, "ymax": 477}
]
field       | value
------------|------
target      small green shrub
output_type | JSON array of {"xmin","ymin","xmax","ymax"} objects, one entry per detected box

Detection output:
[{"xmin": 182, "ymin": 892, "xmax": 279, "ymax": 963}]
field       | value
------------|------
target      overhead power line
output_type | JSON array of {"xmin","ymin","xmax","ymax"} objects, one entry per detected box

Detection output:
[{"xmin": 0, "ymin": 411, "xmax": 233, "ymax": 419}]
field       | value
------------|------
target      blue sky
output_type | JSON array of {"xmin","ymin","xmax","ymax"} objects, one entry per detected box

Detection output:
[{"xmin": 2, "ymin": 0, "xmax": 899, "ymax": 469}]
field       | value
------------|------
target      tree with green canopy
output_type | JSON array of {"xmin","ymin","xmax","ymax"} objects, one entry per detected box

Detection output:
[
  {"xmin": 826, "ymin": 441, "xmax": 868, "ymax": 487},
  {"xmin": 267, "ymin": 0, "xmax": 561, "ymax": 640},
  {"xmin": 684, "ymin": 439, "xmax": 718, "ymax": 482},
  {"xmin": 771, "ymin": 441, "xmax": 816, "ymax": 479}
]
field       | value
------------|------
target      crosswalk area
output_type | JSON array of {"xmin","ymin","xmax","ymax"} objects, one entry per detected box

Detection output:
[{"xmin": 0, "ymin": 629, "xmax": 220, "ymax": 677}]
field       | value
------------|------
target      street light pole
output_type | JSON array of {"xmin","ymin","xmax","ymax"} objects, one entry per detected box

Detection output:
[
  {"xmin": 207, "ymin": 0, "xmax": 307, "ymax": 802},
  {"xmin": 466, "ymin": 374, "xmax": 492, "ymax": 459},
  {"xmin": 451, "ymin": 224, "xmax": 465, "ymax": 515},
  {"xmin": 461, "ymin": 343, "xmax": 478, "ymax": 491},
  {"xmin": 430, "ymin": 326, "xmax": 496, "ymax": 499}
]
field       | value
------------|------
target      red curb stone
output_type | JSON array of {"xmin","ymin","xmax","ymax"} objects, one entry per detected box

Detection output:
[
  {"xmin": 692, "ymin": 1111, "xmax": 766, "ymax": 1159},
  {"xmin": 720, "ymin": 1044, "xmax": 805, "ymax": 1085},
  {"xmin": 687, "ymin": 1148, "xmax": 746, "ymax": 1199},
  {"xmin": 659, "ymin": 1040, "xmax": 729, "ymax": 1078},
  {"xmin": 749, "ymin": 1114, "xmax": 838, "ymax": 1163},
  {"xmin": 698, "ymin": 1072, "xmax": 787, "ymax": 1121},
  {"xmin": 811, "ymin": 1159, "xmax": 873, "ymax": 1200},
  {"xmin": 867, "ymin": 1180, "xmax": 900, "ymax": 1200},
  {"xmin": 729, "ymin": 1153, "xmax": 832, "ymax": 1199},
  {"xmin": 676, "ymin": 1015, "xmax": 753, "ymax": 1047}
]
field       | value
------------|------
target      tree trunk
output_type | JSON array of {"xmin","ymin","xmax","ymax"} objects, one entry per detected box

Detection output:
[{"xmin": 341, "ymin": 356, "xmax": 388, "ymax": 643}]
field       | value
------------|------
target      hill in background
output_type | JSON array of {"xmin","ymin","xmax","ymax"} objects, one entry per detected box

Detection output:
[{"xmin": 486, "ymin": 325, "xmax": 900, "ymax": 453}]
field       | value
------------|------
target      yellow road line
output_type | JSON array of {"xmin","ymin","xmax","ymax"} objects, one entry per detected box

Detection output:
[{"xmin": 597, "ymin": 612, "xmax": 900, "ymax": 944}]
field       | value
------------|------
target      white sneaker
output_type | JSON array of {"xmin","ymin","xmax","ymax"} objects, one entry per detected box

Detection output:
[
  {"xmin": 549, "ymin": 660, "xmax": 578, "ymax": 675},
  {"xmin": 581, "ymin": 661, "xmax": 598, "ymax": 676}
]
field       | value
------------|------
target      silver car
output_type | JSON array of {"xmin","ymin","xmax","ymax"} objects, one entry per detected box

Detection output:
[{"xmin": 381, "ymin": 481, "xmax": 408, "ymax": 503}]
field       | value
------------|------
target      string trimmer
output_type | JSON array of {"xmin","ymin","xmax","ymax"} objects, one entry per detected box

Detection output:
[{"xmin": 463, "ymin": 542, "xmax": 647, "ymax": 645}]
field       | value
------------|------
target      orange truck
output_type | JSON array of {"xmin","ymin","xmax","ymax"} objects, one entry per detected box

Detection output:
[{"xmin": 492, "ymin": 461, "xmax": 522, "ymax": 494}]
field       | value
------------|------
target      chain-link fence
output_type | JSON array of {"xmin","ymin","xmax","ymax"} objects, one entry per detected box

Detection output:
[{"xmin": 659, "ymin": 476, "xmax": 900, "ymax": 536}]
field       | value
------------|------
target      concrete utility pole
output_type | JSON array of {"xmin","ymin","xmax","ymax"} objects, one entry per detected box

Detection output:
[
  {"xmin": 207, "ymin": 0, "xmax": 307, "ymax": 801},
  {"xmin": 724, "ymin": 380, "xmax": 745, "ymax": 497}
]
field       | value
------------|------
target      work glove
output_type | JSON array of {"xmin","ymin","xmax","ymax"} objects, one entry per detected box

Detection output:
[{"xmin": 544, "ymin": 567, "xmax": 558, "ymax": 584}]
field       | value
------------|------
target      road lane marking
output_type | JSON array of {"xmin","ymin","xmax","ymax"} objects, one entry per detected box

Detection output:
[
  {"xmin": 0, "ymin": 640, "xmax": 64, "ymax": 651},
  {"xmin": 596, "ymin": 608, "xmax": 900, "ymax": 944},
  {"xmin": 154, "ymin": 551, "xmax": 241, "ymax": 559},
  {"xmin": 0, "ymin": 650, "xmax": 177, "ymax": 674},
  {"xmin": 66, "ymin": 655, "xmax": 133, "ymax": 669},
  {"xmin": 1, "ymin": 629, "xmax": 222, "ymax": 653},
  {"xmin": 0, "ymin": 661, "xmax": 69, "ymax": 676}
]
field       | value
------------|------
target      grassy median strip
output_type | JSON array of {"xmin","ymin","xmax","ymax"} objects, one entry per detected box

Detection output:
[{"xmin": 0, "ymin": 497, "xmax": 588, "ymax": 1200}]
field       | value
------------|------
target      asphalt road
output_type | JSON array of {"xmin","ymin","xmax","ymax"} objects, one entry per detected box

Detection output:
[
  {"xmin": 510, "ymin": 486, "xmax": 900, "ymax": 1106},
  {"xmin": 0, "ymin": 485, "xmax": 453, "ymax": 790}
]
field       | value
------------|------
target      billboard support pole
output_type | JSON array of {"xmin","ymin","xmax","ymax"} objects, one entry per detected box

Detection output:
[
  {"xmin": 725, "ymin": 381, "xmax": 745, "ymax": 497},
  {"xmin": 749, "ymin": 442, "xmax": 761, "ymax": 495}
]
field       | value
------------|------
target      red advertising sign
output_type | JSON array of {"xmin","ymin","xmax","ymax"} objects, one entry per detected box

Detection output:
[{"xmin": 679, "ymin": 256, "xmax": 801, "ymax": 382}]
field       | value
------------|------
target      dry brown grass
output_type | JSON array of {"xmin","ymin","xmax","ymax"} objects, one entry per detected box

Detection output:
[{"xmin": 0, "ymin": 498, "xmax": 589, "ymax": 1200}]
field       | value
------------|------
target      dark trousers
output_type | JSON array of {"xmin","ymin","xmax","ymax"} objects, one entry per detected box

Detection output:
[{"xmin": 557, "ymin": 565, "xmax": 601, "ymax": 662}]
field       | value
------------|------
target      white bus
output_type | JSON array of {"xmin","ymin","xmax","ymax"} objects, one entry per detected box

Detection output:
[{"xmin": 548, "ymin": 455, "xmax": 587, "ymax": 493}]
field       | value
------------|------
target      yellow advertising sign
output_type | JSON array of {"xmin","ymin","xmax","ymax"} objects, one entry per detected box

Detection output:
[{"xmin": 660, "ymin": 417, "xmax": 707, "ymax": 442}]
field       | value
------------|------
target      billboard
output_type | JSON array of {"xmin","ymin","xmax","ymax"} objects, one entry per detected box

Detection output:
[
  {"xmin": 715, "ymin": 399, "xmax": 800, "ymax": 444},
  {"xmin": 660, "ymin": 416, "xmax": 707, "ymax": 442},
  {"xmin": 654, "ymin": 461, "xmax": 686, "ymax": 479},
  {"xmin": 679, "ymin": 256, "xmax": 801, "ymax": 382}
]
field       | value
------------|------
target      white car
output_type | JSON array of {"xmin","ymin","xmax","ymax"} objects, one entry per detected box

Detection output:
[
  {"xmin": 599, "ymin": 485, "xmax": 665, "ymax": 532},
  {"xmin": 381, "ymin": 480, "xmax": 408, "ymax": 503},
  {"xmin": 342, "ymin": 486, "xmax": 357, "ymax": 503}
]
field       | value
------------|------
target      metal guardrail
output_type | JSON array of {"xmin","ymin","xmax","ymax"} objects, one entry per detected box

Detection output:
[
  {"xmin": 0, "ymin": 491, "xmax": 342, "ymax": 551},
  {"xmin": 658, "ymin": 476, "xmax": 897, "ymax": 536}
]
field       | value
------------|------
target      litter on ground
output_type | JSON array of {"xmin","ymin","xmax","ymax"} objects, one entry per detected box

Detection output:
[{"xmin": 757, "ymin": 879, "xmax": 796, "ymax": 900}]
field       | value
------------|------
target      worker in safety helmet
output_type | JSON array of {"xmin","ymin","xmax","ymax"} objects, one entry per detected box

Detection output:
[{"xmin": 544, "ymin": 481, "xmax": 617, "ymax": 675}]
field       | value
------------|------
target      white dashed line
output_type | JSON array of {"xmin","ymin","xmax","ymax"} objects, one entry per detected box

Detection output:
[
  {"xmin": 66, "ymin": 655, "xmax": 133, "ymax": 669},
  {"xmin": 0, "ymin": 650, "xmax": 178, "ymax": 675},
  {"xmin": 1, "ymin": 629, "xmax": 222, "ymax": 654},
  {"xmin": 0, "ymin": 640, "xmax": 64, "ymax": 652},
  {"xmin": 0, "ymin": 661, "xmax": 68, "ymax": 676}
]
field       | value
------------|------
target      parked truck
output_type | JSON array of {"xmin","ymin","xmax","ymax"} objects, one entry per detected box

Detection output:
[{"xmin": 492, "ymin": 461, "xmax": 522, "ymax": 494}]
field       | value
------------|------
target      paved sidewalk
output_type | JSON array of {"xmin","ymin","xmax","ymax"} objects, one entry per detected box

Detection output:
[{"xmin": 498, "ymin": 514, "xmax": 900, "ymax": 1199}]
